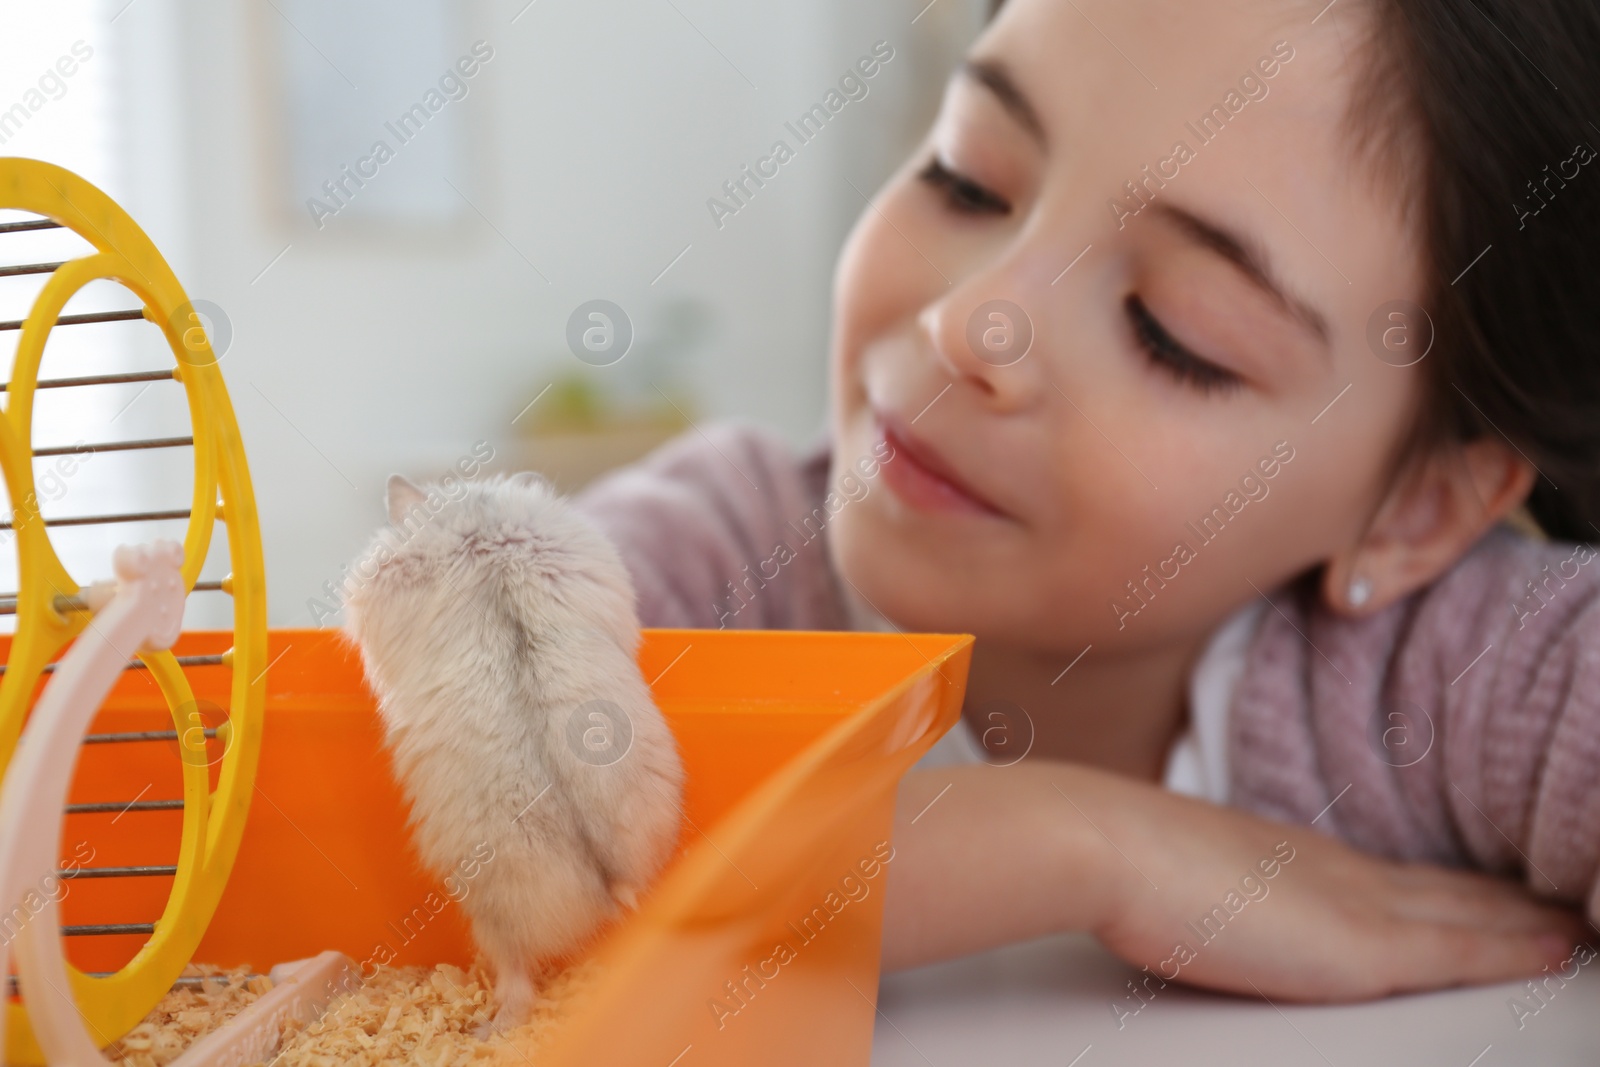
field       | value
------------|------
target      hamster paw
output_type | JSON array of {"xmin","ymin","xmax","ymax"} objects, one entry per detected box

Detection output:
[
  {"xmin": 611, "ymin": 882, "xmax": 642, "ymax": 911},
  {"xmin": 483, "ymin": 968, "xmax": 536, "ymax": 1037}
]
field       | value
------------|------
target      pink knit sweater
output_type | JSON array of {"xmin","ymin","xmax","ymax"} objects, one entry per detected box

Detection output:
[{"xmin": 571, "ymin": 420, "xmax": 1600, "ymax": 920}]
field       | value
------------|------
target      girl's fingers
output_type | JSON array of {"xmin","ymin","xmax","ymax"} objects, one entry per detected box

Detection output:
[
  {"xmin": 1380, "ymin": 920, "xmax": 1577, "ymax": 996},
  {"xmin": 1385, "ymin": 860, "xmax": 1539, "ymax": 901},
  {"xmin": 1382, "ymin": 868, "xmax": 1586, "ymax": 936},
  {"xmin": 1389, "ymin": 882, "xmax": 1568, "ymax": 931}
]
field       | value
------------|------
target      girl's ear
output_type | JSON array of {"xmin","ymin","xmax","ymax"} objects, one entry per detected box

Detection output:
[{"xmin": 1321, "ymin": 437, "xmax": 1536, "ymax": 617}]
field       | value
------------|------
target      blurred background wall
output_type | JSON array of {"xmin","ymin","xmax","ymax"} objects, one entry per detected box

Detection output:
[{"xmin": 0, "ymin": 0, "xmax": 985, "ymax": 627}]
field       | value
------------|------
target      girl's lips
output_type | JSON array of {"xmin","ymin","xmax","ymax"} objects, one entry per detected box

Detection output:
[{"xmin": 875, "ymin": 415, "xmax": 1009, "ymax": 518}]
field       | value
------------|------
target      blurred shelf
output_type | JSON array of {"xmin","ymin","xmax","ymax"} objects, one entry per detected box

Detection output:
[{"xmin": 509, "ymin": 417, "xmax": 689, "ymax": 494}]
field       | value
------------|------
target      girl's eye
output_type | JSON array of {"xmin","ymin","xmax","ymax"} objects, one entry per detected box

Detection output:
[
  {"xmin": 1125, "ymin": 294, "xmax": 1242, "ymax": 394},
  {"xmin": 918, "ymin": 156, "xmax": 1011, "ymax": 215}
]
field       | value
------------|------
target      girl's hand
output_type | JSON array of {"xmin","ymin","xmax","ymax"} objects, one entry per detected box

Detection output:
[
  {"xmin": 882, "ymin": 762, "xmax": 1588, "ymax": 1001},
  {"xmin": 1087, "ymin": 769, "xmax": 1590, "ymax": 1002}
]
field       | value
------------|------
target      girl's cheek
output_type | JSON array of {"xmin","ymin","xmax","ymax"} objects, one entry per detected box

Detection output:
[{"xmin": 835, "ymin": 178, "xmax": 948, "ymax": 365}]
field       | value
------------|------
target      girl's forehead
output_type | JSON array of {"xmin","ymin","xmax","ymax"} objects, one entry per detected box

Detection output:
[
  {"xmin": 980, "ymin": 0, "xmax": 1346, "ymax": 114},
  {"xmin": 984, "ymin": 12, "xmax": 1407, "ymax": 212}
]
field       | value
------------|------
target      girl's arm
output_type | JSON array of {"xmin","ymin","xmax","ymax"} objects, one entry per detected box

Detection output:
[{"xmin": 882, "ymin": 761, "xmax": 1586, "ymax": 1001}]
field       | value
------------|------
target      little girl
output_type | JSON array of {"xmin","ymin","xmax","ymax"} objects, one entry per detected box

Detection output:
[{"xmin": 571, "ymin": 0, "xmax": 1599, "ymax": 1001}]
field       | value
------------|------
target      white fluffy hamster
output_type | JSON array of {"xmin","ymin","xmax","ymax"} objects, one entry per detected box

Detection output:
[{"xmin": 343, "ymin": 472, "xmax": 686, "ymax": 1031}]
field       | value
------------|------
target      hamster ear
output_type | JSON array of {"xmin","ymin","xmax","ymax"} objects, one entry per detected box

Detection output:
[{"xmin": 386, "ymin": 474, "xmax": 427, "ymax": 523}]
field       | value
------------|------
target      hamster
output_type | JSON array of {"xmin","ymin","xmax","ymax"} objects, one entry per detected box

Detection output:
[{"xmin": 343, "ymin": 472, "xmax": 686, "ymax": 1032}]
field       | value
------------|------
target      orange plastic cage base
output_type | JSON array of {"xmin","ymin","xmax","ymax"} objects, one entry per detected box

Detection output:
[{"xmin": 15, "ymin": 626, "xmax": 972, "ymax": 1066}]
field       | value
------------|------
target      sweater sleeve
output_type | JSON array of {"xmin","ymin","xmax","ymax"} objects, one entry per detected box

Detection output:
[
  {"xmin": 1228, "ymin": 524, "xmax": 1600, "ymax": 921},
  {"xmin": 566, "ymin": 419, "xmax": 850, "ymax": 632},
  {"xmin": 1429, "ymin": 528, "xmax": 1600, "ymax": 917}
]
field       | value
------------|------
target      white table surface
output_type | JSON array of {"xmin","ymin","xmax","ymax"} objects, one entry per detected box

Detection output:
[{"xmin": 872, "ymin": 932, "xmax": 1598, "ymax": 1066}]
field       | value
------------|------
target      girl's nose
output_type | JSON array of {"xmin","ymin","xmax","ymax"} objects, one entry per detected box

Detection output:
[{"xmin": 918, "ymin": 282, "xmax": 1046, "ymax": 411}]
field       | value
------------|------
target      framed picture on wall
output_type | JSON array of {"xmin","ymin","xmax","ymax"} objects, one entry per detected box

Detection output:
[{"xmin": 258, "ymin": 0, "xmax": 489, "ymax": 237}]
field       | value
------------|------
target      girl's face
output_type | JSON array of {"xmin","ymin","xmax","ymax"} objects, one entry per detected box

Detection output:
[{"xmin": 828, "ymin": 0, "xmax": 1428, "ymax": 655}]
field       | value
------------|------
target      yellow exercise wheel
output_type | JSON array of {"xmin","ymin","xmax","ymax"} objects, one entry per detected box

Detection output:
[{"xmin": 0, "ymin": 158, "xmax": 267, "ymax": 1064}]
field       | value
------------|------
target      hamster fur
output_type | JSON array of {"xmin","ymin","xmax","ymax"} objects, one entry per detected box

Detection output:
[{"xmin": 343, "ymin": 472, "xmax": 685, "ymax": 1031}]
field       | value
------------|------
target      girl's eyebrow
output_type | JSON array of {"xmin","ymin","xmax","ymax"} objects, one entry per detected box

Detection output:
[
  {"xmin": 960, "ymin": 58, "xmax": 1046, "ymax": 146},
  {"xmin": 1151, "ymin": 202, "xmax": 1332, "ymax": 351}
]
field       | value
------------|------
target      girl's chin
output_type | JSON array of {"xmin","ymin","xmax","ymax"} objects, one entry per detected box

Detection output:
[{"xmin": 833, "ymin": 514, "xmax": 962, "ymax": 616}]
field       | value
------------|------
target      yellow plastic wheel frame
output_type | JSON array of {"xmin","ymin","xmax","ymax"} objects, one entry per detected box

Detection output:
[{"xmin": 0, "ymin": 158, "xmax": 268, "ymax": 1065}]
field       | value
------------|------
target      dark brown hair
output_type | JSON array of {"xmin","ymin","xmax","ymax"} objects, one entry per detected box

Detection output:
[{"xmin": 1353, "ymin": 0, "xmax": 1600, "ymax": 542}]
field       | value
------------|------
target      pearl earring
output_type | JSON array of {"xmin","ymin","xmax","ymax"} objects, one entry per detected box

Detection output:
[{"xmin": 1348, "ymin": 575, "xmax": 1373, "ymax": 608}]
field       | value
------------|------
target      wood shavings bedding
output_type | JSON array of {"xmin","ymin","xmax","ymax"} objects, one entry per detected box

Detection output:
[
  {"xmin": 107, "ymin": 963, "xmax": 273, "ymax": 1066},
  {"xmin": 105, "ymin": 957, "xmax": 602, "ymax": 1066}
]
